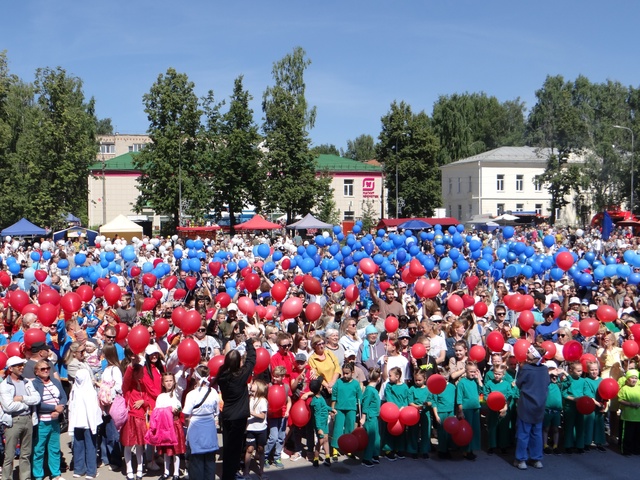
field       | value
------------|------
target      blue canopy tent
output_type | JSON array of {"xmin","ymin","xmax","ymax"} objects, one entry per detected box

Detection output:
[
  {"xmin": 52, "ymin": 226, "xmax": 99, "ymax": 246},
  {"xmin": 398, "ymin": 219, "xmax": 433, "ymax": 230},
  {"xmin": 1, "ymin": 218, "xmax": 47, "ymax": 237},
  {"xmin": 64, "ymin": 213, "xmax": 81, "ymax": 224}
]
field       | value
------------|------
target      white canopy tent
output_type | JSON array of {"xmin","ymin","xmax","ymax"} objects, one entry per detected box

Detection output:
[{"xmin": 99, "ymin": 215, "xmax": 143, "ymax": 241}]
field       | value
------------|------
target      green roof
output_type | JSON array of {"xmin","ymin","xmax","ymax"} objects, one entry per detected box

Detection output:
[{"xmin": 90, "ymin": 152, "xmax": 381, "ymax": 173}]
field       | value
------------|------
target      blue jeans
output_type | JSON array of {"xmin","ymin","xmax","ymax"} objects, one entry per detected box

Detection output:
[
  {"xmin": 73, "ymin": 428, "xmax": 98, "ymax": 477},
  {"xmin": 515, "ymin": 418, "xmax": 543, "ymax": 462},
  {"xmin": 265, "ymin": 417, "xmax": 287, "ymax": 461},
  {"xmin": 33, "ymin": 420, "xmax": 61, "ymax": 478},
  {"xmin": 99, "ymin": 415, "xmax": 122, "ymax": 468}
]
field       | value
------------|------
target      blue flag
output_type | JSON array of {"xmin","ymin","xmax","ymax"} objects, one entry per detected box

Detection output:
[{"xmin": 602, "ymin": 211, "xmax": 613, "ymax": 241}]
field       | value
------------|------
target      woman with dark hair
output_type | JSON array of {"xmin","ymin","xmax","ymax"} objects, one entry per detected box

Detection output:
[
  {"xmin": 98, "ymin": 344, "xmax": 124, "ymax": 471},
  {"xmin": 217, "ymin": 339, "xmax": 256, "ymax": 480},
  {"xmin": 141, "ymin": 344, "xmax": 165, "ymax": 472}
]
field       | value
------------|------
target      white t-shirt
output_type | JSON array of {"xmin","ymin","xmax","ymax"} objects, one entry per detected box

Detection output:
[
  {"xmin": 194, "ymin": 336, "xmax": 221, "ymax": 360},
  {"xmin": 429, "ymin": 335, "xmax": 447, "ymax": 361},
  {"xmin": 102, "ymin": 365, "xmax": 123, "ymax": 396},
  {"xmin": 246, "ymin": 397, "xmax": 268, "ymax": 432}
]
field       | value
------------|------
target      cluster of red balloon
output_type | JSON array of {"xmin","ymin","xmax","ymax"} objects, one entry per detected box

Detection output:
[{"xmin": 441, "ymin": 417, "xmax": 473, "ymax": 446}]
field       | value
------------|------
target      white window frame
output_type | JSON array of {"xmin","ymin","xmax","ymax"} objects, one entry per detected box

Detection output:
[
  {"xmin": 516, "ymin": 174, "xmax": 524, "ymax": 192},
  {"xmin": 343, "ymin": 179, "xmax": 354, "ymax": 197},
  {"xmin": 496, "ymin": 174, "xmax": 504, "ymax": 192}
]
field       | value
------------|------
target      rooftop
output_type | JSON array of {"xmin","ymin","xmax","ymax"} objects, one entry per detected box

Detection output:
[{"xmin": 440, "ymin": 146, "xmax": 552, "ymax": 168}]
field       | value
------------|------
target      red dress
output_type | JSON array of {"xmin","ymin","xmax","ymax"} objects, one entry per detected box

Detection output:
[{"xmin": 121, "ymin": 365, "xmax": 148, "ymax": 446}]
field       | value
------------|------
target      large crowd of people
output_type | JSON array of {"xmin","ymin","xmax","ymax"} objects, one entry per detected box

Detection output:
[{"xmin": 0, "ymin": 221, "xmax": 639, "ymax": 480}]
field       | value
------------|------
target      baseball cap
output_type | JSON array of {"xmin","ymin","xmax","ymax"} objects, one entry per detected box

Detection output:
[
  {"xmin": 145, "ymin": 344, "xmax": 161, "ymax": 356},
  {"xmin": 345, "ymin": 349, "xmax": 357, "ymax": 358},
  {"xmin": 544, "ymin": 360, "xmax": 558, "ymax": 369},
  {"xmin": 6, "ymin": 357, "xmax": 26, "ymax": 368},
  {"xmin": 430, "ymin": 314, "xmax": 443, "ymax": 322},
  {"xmin": 542, "ymin": 307, "xmax": 554, "ymax": 316},
  {"xmin": 569, "ymin": 297, "xmax": 580, "ymax": 305},
  {"xmin": 30, "ymin": 341, "xmax": 50, "ymax": 353},
  {"xmin": 294, "ymin": 353, "xmax": 307, "ymax": 363},
  {"xmin": 397, "ymin": 282, "xmax": 407, "ymax": 288},
  {"xmin": 227, "ymin": 303, "xmax": 238, "ymax": 312}
]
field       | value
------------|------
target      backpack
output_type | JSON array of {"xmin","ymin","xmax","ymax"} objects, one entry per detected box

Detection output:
[
  {"xmin": 109, "ymin": 394, "xmax": 128, "ymax": 431},
  {"xmin": 98, "ymin": 379, "xmax": 116, "ymax": 407}
]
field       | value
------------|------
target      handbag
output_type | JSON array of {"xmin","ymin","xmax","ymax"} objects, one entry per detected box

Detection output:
[{"xmin": 110, "ymin": 394, "xmax": 129, "ymax": 431}]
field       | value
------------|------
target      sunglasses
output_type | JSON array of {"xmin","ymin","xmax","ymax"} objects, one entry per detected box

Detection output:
[
  {"xmin": 39, "ymin": 367, "xmax": 51, "ymax": 372},
  {"xmin": 558, "ymin": 334, "xmax": 567, "ymax": 338},
  {"xmin": 314, "ymin": 342, "xmax": 325, "ymax": 347},
  {"xmin": 105, "ymin": 335, "xmax": 116, "ymax": 340},
  {"xmin": 279, "ymin": 344, "xmax": 292, "ymax": 349},
  {"xmin": 496, "ymin": 312, "xmax": 506, "ymax": 316},
  {"xmin": 197, "ymin": 328, "xmax": 206, "ymax": 333}
]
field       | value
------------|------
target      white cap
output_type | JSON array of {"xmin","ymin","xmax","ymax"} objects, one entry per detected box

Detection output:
[
  {"xmin": 544, "ymin": 360, "xmax": 558, "ymax": 369},
  {"xmin": 559, "ymin": 320, "xmax": 572, "ymax": 329},
  {"xmin": 430, "ymin": 314, "xmax": 443, "ymax": 322},
  {"xmin": 345, "ymin": 349, "xmax": 357, "ymax": 358},
  {"xmin": 569, "ymin": 297, "xmax": 580, "ymax": 305},
  {"xmin": 145, "ymin": 344, "xmax": 161, "ymax": 356},
  {"xmin": 5, "ymin": 357, "xmax": 26, "ymax": 368},
  {"xmin": 227, "ymin": 303, "xmax": 238, "ymax": 312}
]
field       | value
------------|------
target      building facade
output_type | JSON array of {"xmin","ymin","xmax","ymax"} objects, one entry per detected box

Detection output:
[{"xmin": 440, "ymin": 146, "xmax": 590, "ymax": 226}]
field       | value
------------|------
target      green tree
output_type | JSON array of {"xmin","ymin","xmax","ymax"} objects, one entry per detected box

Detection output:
[
  {"xmin": 205, "ymin": 75, "xmax": 264, "ymax": 234},
  {"xmin": 314, "ymin": 171, "xmax": 339, "ymax": 225},
  {"xmin": 310, "ymin": 143, "xmax": 340, "ymax": 156},
  {"xmin": 344, "ymin": 134, "xmax": 376, "ymax": 162},
  {"xmin": 134, "ymin": 68, "xmax": 203, "ymax": 230},
  {"xmin": 377, "ymin": 101, "xmax": 441, "ymax": 217},
  {"xmin": 262, "ymin": 47, "xmax": 330, "ymax": 223},
  {"xmin": 95, "ymin": 117, "xmax": 113, "ymax": 135},
  {"xmin": 360, "ymin": 199, "xmax": 378, "ymax": 233}
]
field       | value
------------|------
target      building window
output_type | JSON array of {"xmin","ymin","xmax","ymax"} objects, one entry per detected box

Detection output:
[
  {"xmin": 516, "ymin": 175, "xmax": 524, "ymax": 191},
  {"xmin": 468, "ymin": 204, "xmax": 472, "ymax": 217},
  {"xmin": 100, "ymin": 144, "xmax": 115, "ymax": 154},
  {"xmin": 535, "ymin": 203, "xmax": 543, "ymax": 215},
  {"xmin": 457, "ymin": 205, "xmax": 462, "ymax": 220},
  {"xmin": 448, "ymin": 205, "xmax": 452, "ymax": 217},
  {"xmin": 343, "ymin": 179, "xmax": 354, "ymax": 197},
  {"xmin": 497, "ymin": 203, "xmax": 505, "ymax": 215},
  {"xmin": 516, "ymin": 203, "xmax": 524, "ymax": 211},
  {"xmin": 468, "ymin": 176, "xmax": 472, "ymax": 193},
  {"xmin": 496, "ymin": 174, "xmax": 504, "ymax": 192},
  {"xmin": 534, "ymin": 180, "xmax": 542, "ymax": 191},
  {"xmin": 448, "ymin": 178, "xmax": 452, "ymax": 194},
  {"xmin": 128, "ymin": 143, "xmax": 146, "ymax": 152},
  {"xmin": 457, "ymin": 177, "xmax": 461, "ymax": 193},
  {"xmin": 344, "ymin": 211, "xmax": 354, "ymax": 221}
]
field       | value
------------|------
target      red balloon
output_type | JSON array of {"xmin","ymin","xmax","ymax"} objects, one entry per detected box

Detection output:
[
  {"xmin": 177, "ymin": 338, "xmax": 201, "ymax": 368},
  {"xmin": 384, "ymin": 316, "xmax": 399, "ymax": 333},
  {"xmin": 473, "ymin": 302, "xmax": 488, "ymax": 317},
  {"xmin": 24, "ymin": 328, "xmax": 46, "ymax": 348},
  {"xmin": 513, "ymin": 339, "xmax": 531, "ymax": 362},
  {"xmin": 268, "ymin": 384, "xmax": 287, "ymax": 411},
  {"xmin": 622, "ymin": 340, "xmax": 639, "ymax": 358},
  {"xmin": 281, "ymin": 258, "xmax": 291, "ymax": 270},
  {"xmin": 153, "ymin": 318, "xmax": 170, "ymax": 337},
  {"xmin": 22, "ymin": 304, "xmax": 39, "ymax": 316},
  {"xmin": 462, "ymin": 294, "xmax": 475, "ymax": 308},
  {"xmin": 422, "ymin": 279, "xmax": 440, "ymax": 299},
  {"xmin": 630, "ymin": 324, "xmax": 640, "ymax": 339},
  {"xmin": 76, "ymin": 285, "xmax": 94, "ymax": 303},
  {"xmin": 427, "ymin": 374, "xmax": 447, "ymax": 395},
  {"xmin": 469, "ymin": 345, "xmax": 486, "ymax": 362},
  {"xmin": 265, "ymin": 305, "xmax": 277, "ymax": 320},
  {"xmin": 128, "ymin": 325, "xmax": 150, "ymax": 355},
  {"xmin": 38, "ymin": 304, "xmax": 59, "ymax": 327},
  {"xmin": 518, "ymin": 310, "xmax": 535, "ymax": 331},
  {"xmin": 345, "ymin": 284, "xmax": 359, "ymax": 303},
  {"xmin": 185, "ymin": 276, "xmax": 197, "ymax": 291},
  {"xmin": 550, "ymin": 302, "xmax": 562, "ymax": 319},
  {"xmin": 556, "ymin": 251, "xmax": 574, "ymax": 271},
  {"xmin": 542, "ymin": 340, "xmax": 557, "ymax": 360},
  {"xmin": 173, "ymin": 288, "xmax": 187, "ymax": 300},
  {"xmin": 215, "ymin": 292, "xmax": 231, "ymax": 308},
  {"xmin": 172, "ymin": 306, "xmax": 187, "ymax": 329},
  {"xmin": 329, "ymin": 282, "xmax": 341, "ymax": 293},
  {"xmin": 0, "ymin": 351, "xmax": 7, "ymax": 370},
  {"xmin": 338, "ymin": 433, "xmax": 360, "ymax": 453},
  {"xmin": 411, "ymin": 343, "xmax": 426, "ymax": 359},
  {"xmin": 181, "ymin": 310, "xmax": 202, "ymax": 335},
  {"xmin": 409, "ymin": 258, "xmax": 426, "ymax": 277},
  {"xmin": 399, "ymin": 406, "xmax": 420, "ymax": 426},
  {"xmin": 5, "ymin": 342, "xmax": 23, "ymax": 359},
  {"xmin": 209, "ymin": 262, "xmax": 221, "ymax": 276},
  {"xmin": 163, "ymin": 275, "xmax": 178, "ymax": 290},
  {"xmin": 305, "ymin": 303, "xmax": 322, "ymax": 322},
  {"xmin": 115, "ymin": 323, "xmax": 129, "ymax": 343},
  {"xmin": 271, "ymin": 282, "xmax": 288, "ymax": 303},
  {"xmin": 580, "ymin": 353, "xmax": 597, "ymax": 372},
  {"xmin": 0, "ymin": 273, "xmax": 10, "ymax": 288},
  {"xmin": 9, "ymin": 291, "xmax": 30, "ymax": 314},
  {"xmin": 562, "ymin": 340, "xmax": 583, "ymax": 362},
  {"xmin": 60, "ymin": 292, "xmax": 82, "ymax": 314},
  {"xmin": 380, "ymin": 402, "xmax": 400, "ymax": 423},
  {"xmin": 452, "ymin": 419, "xmax": 473, "ymax": 446},
  {"xmin": 254, "ymin": 347, "xmax": 270, "ymax": 374},
  {"xmin": 400, "ymin": 268, "xmax": 417, "ymax": 285},
  {"xmin": 595, "ymin": 305, "xmax": 617, "ymax": 323},
  {"xmin": 359, "ymin": 258, "xmax": 377, "ymax": 275},
  {"xmin": 465, "ymin": 275, "xmax": 479, "ymax": 292},
  {"xmin": 97, "ymin": 278, "xmax": 110, "ymax": 290},
  {"xmin": 130, "ymin": 266, "xmax": 141, "ymax": 277},
  {"xmin": 152, "ymin": 290, "xmax": 163, "ymax": 301},
  {"xmin": 290, "ymin": 399, "xmax": 311, "ymax": 427},
  {"xmin": 282, "ymin": 297, "xmax": 303, "ymax": 319},
  {"xmin": 579, "ymin": 318, "xmax": 600, "ymax": 338},
  {"xmin": 237, "ymin": 297, "xmax": 256, "ymax": 317},
  {"xmin": 94, "ymin": 287, "xmax": 104, "ymax": 299},
  {"xmin": 303, "ymin": 276, "xmax": 322, "ymax": 295},
  {"xmin": 486, "ymin": 331, "xmax": 505, "ymax": 353},
  {"xmin": 142, "ymin": 273, "xmax": 157, "ymax": 288},
  {"xmin": 38, "ymin": 288, "xmax": 60, "ymax": 306},
  {"xmin": 387, "ymin": 420, "xmax": 405, "ymax": 436},
  {"xmin": 378, "ymin": 281, "xmax": 391, "ymax": 293},
  {"xmin": 207, "ymin": 355, "xmax": 226, "ymax": 378},
  {"xmin": 487, "ymin": 391, "xmax": 506, "ymax": 412},
  {"xmin": 510, "ymin": 294, "xmax": 525, "ymax": 312},
  {"xmin": 352, "ymin": 426, "xmax": 369, "ymax": 450},
  {"xmin": 102, "ymin": 283, "xmax": 121, "ymax": 307},
  {"xmin": 522, "ymin": 295, "xmax": 535, "ymax": 311},
  {"xmin": 443, "ymin": 416, "xmax": 460, "ymax": 434},
  {"xmin": 447, "ymin": 294, "xmax": 464, "ymax": 315},
  {"xmin": 598, "ymin": 377, "xmax": 620, "ymax": 400},
  {"xmin": 141, "ymin": 297, "xmax": 157, "ymax": 312},
  {"xmin": 576, "ymin": 396, "xmax": 595, "ymax": 415},
  {"xmin": 255, "ymin": 305, "xmax": 266, "ymax": 319}
]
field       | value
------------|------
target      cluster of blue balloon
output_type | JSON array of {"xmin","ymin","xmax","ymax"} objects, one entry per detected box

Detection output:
[{"xmin": 68, "ymin": 250, "xmax": 126, "ymax": 284}]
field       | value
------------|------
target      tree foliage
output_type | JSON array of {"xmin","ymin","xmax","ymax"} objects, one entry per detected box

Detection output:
[
  {"xmin": 343, "ymin": 134, "xmax": 376, "ymax": 162},
  {"xmin": 262, "ymin": 47, "xmax": 330, "ymax": 224},
  {"xmin": 377, "ymin": 101, "xmax": 441, "ymax": 217},
  {"xmin": 310, "ymin": 143, "xmax": 340, "ymax": 156}
]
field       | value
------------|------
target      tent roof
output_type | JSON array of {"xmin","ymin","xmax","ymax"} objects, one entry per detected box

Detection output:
[
  {"xmin": 288, "ymin": 213, "xmax": 333, "ymax": 230},
  {"xmin": 376, "ymin": 217, "xmax": 459, "ymax": 229},
  {"xmin": 235, "ymin": 214, "xmax": 282, "ymax": 230},
  {"xmin": 1, "ymin": 218, "xmax": 47, "ymax": 237},
  {"xmin": 99, "ymin": 215, "xmax": 144, "ymax": 234}
]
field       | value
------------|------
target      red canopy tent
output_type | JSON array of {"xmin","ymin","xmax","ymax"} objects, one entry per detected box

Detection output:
[
  {"xmin": 376, "ymin": 217, "xmax": 459, "ymax": 230},
  {"xmin": 235, "ymin": 215, "xmax": 282, "ymax": 230},
  {"xmin": 177, "ymin": 225, "xmax": 220, "ymax": 240}
]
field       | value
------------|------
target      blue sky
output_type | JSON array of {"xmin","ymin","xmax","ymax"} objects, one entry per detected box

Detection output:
[{"xmin": 3, "ymin": 1, "xmax": 639, "ymax": 150}]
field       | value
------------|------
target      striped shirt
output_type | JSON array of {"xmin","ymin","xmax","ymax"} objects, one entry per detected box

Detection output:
[{"xmin": 39, "ymin": 381, "xmax": 61, "ymax": 422}]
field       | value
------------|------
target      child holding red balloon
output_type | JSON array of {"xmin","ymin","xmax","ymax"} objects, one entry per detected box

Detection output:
[
  {"xmin": 431, "ymin": 379, "xmax": 456, "ymax": 459},
  {"xmin": 265, "ymin": 366, "xmax": 291, "ymax": 469},
  {"xmin": 303, "ymin": 378, "xmax": 331, "ymax": 467},
  {"xmin": 360, "ymin": 369, "xmax": 381, "ymax": 467},
  {"xmin": 455, "ymin": 361, "xmax": 482, "ymax": 460},
  {"xmin": 407, "ymin": 369, "xmax": 432, "ymax": 459},
  {"xmin": 381, "ymin": 366, "xmax": 409, "ymax": 460},
  {"xmin": 583, "ymin": 361, "xmax": 607, "ymax": 451},
  {"xmin": 330, "ymin": 362, "xmax": 361, "ymax": 460},
  {"xmin": 559, "ymin": 361, "xmax": 587, "ymax": 453},
  {"xmin": 483, "ymin": 364, "xmax": 513, "ymax": 454},
  {"xmin": 243, "ymin": 379, "xmax": 269, "ymax": 480}
]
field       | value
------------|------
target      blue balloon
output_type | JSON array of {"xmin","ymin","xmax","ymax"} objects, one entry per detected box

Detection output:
[
  {"xmin": 337, "ymin": 233, "xmax": 344, "ymax": 241},
  {"xmin": 353, "ymin": 225, "xmax": 361, "ymax": 234},
  {"xmin": 227, "ymin": 262, "xmax": 237, "ymax": 273},
  {"xmin": 604, "ymin": 264, "xmax": 618, "ymax": 277},
  {"xmin": 75, "ymin": 253, "xmax": 87, "ymax": 266},
  {"xmin": 593, "ymin": 266, "xmax": 606, "ymax": 281},
  {"xmin": 606, "ymin": 256, "xmax": 617, "ymax": 265},
  {"xmin": 477, "ymin": 259, "xmax": 490, "ymax": 271},
  {"xmin": 345, "ymin": 265, "xmax": 358, "ymax": 278},
  {"xmin": 257, "ymin": 244, "xmax": 270, "ymax": 259},
  {"xmin": 272, "ymin": 250, "xmax": 283, "ymax": 262},
  {"xmin": 424, "ymin": 257, "xmax": 435, "ymax": 272},
  {"xmin": 373, "ymin": 254, "xmax": 385, "ymax": 265},
  {"xmin": 173, "ymin": 249, "xmax": 183, "ymax": 260},
  {"xmin": 142, "ymin": 262, "xmax": 153, "ymax": 273},
  {"xmin": 100, "ymin": 259, "xmax": 109, "ymax": 268},
  {"xmin": 377, "ymin": 229, "xmax": 386, "ymax": 237},
  {"xmin": 105, "ymin": 251, "xmax": 115, "ymax": 262},
  {"xmin": 312, "ymin": 267, "xmax": 323, "ymax": 278},
  {"xmin": 181, "ymin": 259, "xmax": 191, "ymax": 272},
  {"xmin": 301, "ymin": 258, "xmax": 315, "ymax": 273},
  {"xmin": 185, "ymin": 240, "xmax": 195, "ymax": 249},
  {"xmin": 543, "ymin": 235, "xmax": 555, "ymax": 248},
  {"xmin": 226, "ymin": 288, "xmax": 237, "ymax": 299},
  {"xmin": 617, "ymin": 264, "xmax": 631, "ymax": 278},
  {"xmin": 42, "ymin": 251, "xmax": 51, "ymax": 261},
  {"xmin": 328, "ymin": 259, "xmax": 339, "ymax": 271},
  {"xmin": 449, "ymin": 248, "xmax": 460, "ymax": 260},
  {"xmin": 409, "ymin": 245, "xmax": 421, "ymax": 256},
  {"xmin": 624, "ymin": 250, "xmax": 635, "ymax": 264},
  {"xmin": 521, "ymin": 265, "xmax": 533, "ymax": 279},
  {"xmin": 333, "ymin": 225, "xmax": 342, "ymax": 234},
  {"xmin": 30, "ymin": 251, "xmax": 40, "ymax": 262},
  {"xmin": 225, "ymin": 278, "xmax": 236, "ymax": 290},
  {"xmin": 439, "ymin": 257, "xmax": 453, "ymax": 271},
  {"xmin": 450, "ymin": 269, "xmax": 461, "ymax": 283},
  {"xmin": 503, "ymin": 226, "xmax": 515, "ymax": 239},
  {"xmin": 384, "ymin": 264, "xmax": 396, "ymax": 276},
  {"xmin": 8, "ymin": 263, "xmax": 20, "ymax": 275},
  {"xmin": 434, "ymin": 245, "xmax": 445, "ymax": 256},
  {"xmin": 314, "ymin": 235, "xmax": 325, "ymax": 247},
  {"xmin": 629, "ymin": 273, "xmax": 640, "ymax": 285},
  {"xmin": 584, "ymin": 252, "xmax": 596, "ymax": 264},
  {"xmin": 57, "ymin": 259, "xmax": 69, "ymax": 270},
  {"xmin": 189, "ymin": 258, "xmax": 200, "ymax": 272},
  {"xmin": 497, "ymin": 247, "xmax": 508, "ymax": 260},
  {"xmin": 579, "ymin": 273, "xmax": 593, "ymax": 287},
  {"xmin": 457, "ymin": 259, "xmax": 470, "ymax": 273},
  {"xmin": 505, "ymin": 264, "xmax": 519, "ymax": 278}
]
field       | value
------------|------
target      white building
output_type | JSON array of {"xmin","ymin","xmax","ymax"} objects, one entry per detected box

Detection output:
[{"xmin": 440, "ymin": 146, "xmax": 590, "ymax": 226}]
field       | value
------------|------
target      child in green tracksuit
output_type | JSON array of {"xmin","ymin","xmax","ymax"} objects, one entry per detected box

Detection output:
[
  {"xmin": 560, "ymin": 361, "xmax": 586, "ymax": 453},
  {"xmin": 361, "ymin": 369, "xmax": 381, "ymax": 468},
  {"xmin": 483, "ymin": 364, "xmax": 513, "ymax": 454},
  {"xmin": 583, "ymin": 361, "xmax": 606, "ymax": 450},
  {"xmin": 304, "ymin": 378, "xmax": 331, "ymax": 468},
  {"xmin": 382, "ymin": 366, "xmax": 409, "ymax": 460},
  {"xmin": 543, "ymin": 364, "xmax": 563, "ymax": 455},
  {"xmin": 432, "ymin": 380, "xmax": 456, "ymax": 459},
  {"xmin": 456, "ymin": 361, "xmax": 482, "ymax": 460},
  {"xmin": 330, "ymin": 362, "xmax": 362, "ymax": 458},
  {"xmin": 407, "ymin": 369, "xmax": 432, "ymax": 459}
]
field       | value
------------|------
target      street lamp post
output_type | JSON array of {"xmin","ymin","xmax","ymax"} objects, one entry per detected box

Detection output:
[{"xmin": 613, "ymin": 125, "xmax": 635, "ymax": 213}]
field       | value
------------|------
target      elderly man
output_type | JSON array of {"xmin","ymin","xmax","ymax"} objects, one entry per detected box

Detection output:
[
  {"xmin": 0, "ymin": 357, "xmax": 41, "ymax": 480},
  {"xmin": 368, "ymin": 276, "xmax": 405, "ymax": 319}
]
